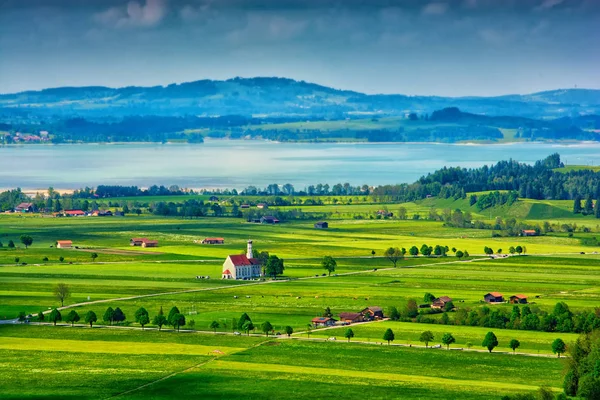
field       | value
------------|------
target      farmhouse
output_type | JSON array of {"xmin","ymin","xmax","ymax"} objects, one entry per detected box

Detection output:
[
  {"xmin": 484, "ymin": 292, "xmax": 504, "ymax": 303},
  {"xmin": 15, "ymin": 202, "xmax": 35, "ymax": 213},
  {"xmin": 221, "ymin": 240, "xmax": 262, "ymax": 280},
  {"xmin": 522, "ymin": 230, "xmax": 538, "ymax": 236},
  {"xmin": 63, "ymin": 210, "xmax": 86, "ymax": 217},
  {"xmin": 314, "ymin": 221, "xmax": 329, "ymax": 229},
  {"xmin": 130, "ymin": 238, "xmax": 159, "ymax": 247},
  {"xmin": 260, "ymin": 216, "xmax": 280, "ymax": 224},
  {"xmin": 510, "ymin": 294, "xmax": 528, "ymax": 304},
  {"xmin": 432, "ymin": 296, "xmax": 453, "ymax": 309},
  {"xmin": 56, "ymin": 240, "xmax": 72, "ymax": 249},
  {"xmin": 92, "ymin": 210, "xmax": 113, "ymax": 217},
  {"xmin": 361, "ymin": 306, "xmax": 384, "ymax": 320},
  {"xmin": 240, "ymin": 204, "xmax": 250, "ymax": 209},
  {"xmin": 201, "ymin": 238, "xmax": 225, "ymax": 245},
  {"xmin": 311, "ymin": 317, "xmax": 337, "ymax": 327},
  {"xmin": 257, "ymin": 203, "xmax": 268, "ymax": 209},
  {"xmin": 339, "ymin": 312, "xmax": 364, "ymax": 324}
]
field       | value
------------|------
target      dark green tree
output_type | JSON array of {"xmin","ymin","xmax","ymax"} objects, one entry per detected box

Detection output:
[
  {"xmin": 264, "ymin": 255, "xmax": 285, "ymax": 279},
  {"xmin": 113, "ymin": 307, "xmax": 126, "ymax": 324},
  {"xmin": 389, "ymin": 306, "xmax": 400, "ymax": 321},
  {"xmin": 103, "ymin": 307, "xmax": 115, "ymax": 325},
  {"xmin": 583, "ymin": 195, "xmax": 594, "ymax": 215},
  {"xmin": 37, "ymin": 311, "xmax": 45, "ymax": 322},
  {"xmin": 85, "ymin": 310, "xmax": 97, "ymax": 328},
  {"xmin": 383, "ymin": 328, "xmax": 395, "ymax": 345},
  {"xmin": 153, "ymin": 307, "xmax": 167, "ymax": 331},
  {"xmin": 20, "ymin": 235, "xmax": 33, "ymax": 249},
  {"xmin": 90, "ymin": 252, "xmax": 98, "ymax": 262},
  {"xmin": 344, "ymin": 328, "xmax": 355, "ymax": 342},
  {"xmin": 441, "ymin": 333, "xmax": 456, "ymax": 349},
  {"xmin": 423, "ymin": 293, "xmax": 436, "ymax": 303},
  {"xmin": 261, "ymin": 321, "xmax": 273, "ymax": 336},
  {"xmin": 321, "ymin": 256, "xmax": 337, "ymax": 275},
  {"xmin": 409, "ymin": 246, "xmax": 419, "ymax": 257},
  {"xmin": 552, "ymin": 338, "xmax": 566, "ymax": 358},
  {"xmin": 482, "ymin": 331, "xmax": 498, "ymax": 352},
  {"xmin": 48, "ymin": 308, "xmax": 62, "ymax": 326},
  {"xmin": 134, "ymin": 307, "xmax": 150, "ymax": 329},
  {"xmin": 284, "ymin": 325, "xmax": 294, "ymax": 337},
  {"xmin": 242, "ymin": 320, "xmax": 255, "ymax": 336},
  {"xmin": 573, "ymin": 196, "xmax": 583, "ymax": 214},
  {"xmin": 420, "ymin": 330, "xmax": 434, "ymax": 348},
  {"xmin": 210, "ymin": 320, "xmax": 220, "ymax": 333},
  {"xmin": 8, "ymin": 240, "xmax": 15, "ymax": 248},
  {"xmin": 172, "ymin": 313, "xmax": 185, "ymax": 331},
  {"xmin": 65, "ymin": 310, "xmax": 80, "ymax": 326},
  {"xmin": 509, "ymin": 338, "xmax": 520, "ymax": 354}
]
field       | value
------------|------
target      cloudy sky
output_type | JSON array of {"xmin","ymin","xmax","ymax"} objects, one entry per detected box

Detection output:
[{"xmin": 0, "ymin": 0, "xmax": 598, "ymax": 96}]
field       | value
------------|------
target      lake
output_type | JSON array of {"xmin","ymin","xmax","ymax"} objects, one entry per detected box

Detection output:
[{"xmin": 1, "ymin": 140, "xmax": 600, "ymax": 190}]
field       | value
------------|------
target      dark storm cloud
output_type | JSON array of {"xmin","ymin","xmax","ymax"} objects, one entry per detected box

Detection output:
[{"xmin": 0, "ymin": 0, "xmax": 598, "ymax": 95}]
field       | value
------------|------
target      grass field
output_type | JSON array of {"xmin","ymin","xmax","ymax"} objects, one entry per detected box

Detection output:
[
  {"xmin": 0, "ymin": 325, "xmax": 565, "ymax": 399},
  {"xmin": 1, "ymin": 197, "xmax": 598, "ymax": 399}
]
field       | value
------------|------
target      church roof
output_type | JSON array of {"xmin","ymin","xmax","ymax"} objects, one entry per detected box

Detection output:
[{"xmin": 228, "ymin": 254, "xmax": 261, "ymax": 266}]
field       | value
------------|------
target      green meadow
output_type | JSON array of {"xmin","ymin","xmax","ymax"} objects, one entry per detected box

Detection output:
[{"xmin": 1, "ymin": 195, "xmax": 599, "ymax": 399}]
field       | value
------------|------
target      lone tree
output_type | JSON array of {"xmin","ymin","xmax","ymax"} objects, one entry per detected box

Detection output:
[
  {"xmin": 103, "ymin": 307, "xmax": 115, "ymax": 325},
  {"xmin": 344, "ymin": 328, "xmax": 355, "ymax": 342},
  {"xmin": 90, "ymin": 253, "xmax": 98, "ymax": 262},
  {"xmin": 37, "ymin": 311, "xmax": 45, "ymax": 322},
  {"xmin": 261, "ymin": 321, "xmax": 274, "ymax": 337},
  {"xmin": 20, "ymin": 235, "xmax": 33, "ymax": 249},
  {"xmin": 85, "ymin": 310, "xmax": 97, "ymax": 328},
  {"xmin": 134, "ymin": 307, "xmax": 150, "ymax": 330},
  {"xmin": 515, "ymin": 245, "xmax": 523, "ymax": 255},
  {"xmin": 455, "ymin": 250, "xmax": 464, "ymax": 259},
  {"xmin": 321, "ymin": 256, "xmax": 337, "ymax": 276},
  {"xmin": 284, "ymin": 325, "xmax": 294, "ymax": 337},
  {"xmin": 482, "ymin": 331, "xmax": 499, "ymax": 353},
  {"xmin": 48, "ymin": 308, "xmax": 62, "ymax": 326},
  {"xmin": 509, "ymin": 338, "xmax": 520, "ymax": 354},
  {"xmin": 53, "ymin": 283, "xmax": 71, "ymax": 307},
  {"xmin": 152, "ymin": 307, "xmax": 167, "ymax": 331},
  {"xmin": 441, "ymin": 333, "xmax": 456, "ymax": 350},
  {"xmin": 420, "ymin": 331, "xmax": 434, "ymax": 348},
  {"xmin": 264, "ymin": 255, "xmax": 285, "ymax": 279},
  {"xmin": 383, "ymin": 328, "xmax": 395, "ymax": 345},
  {"xmin": 210, "ymin": 320, "xmax": 220, "ymax": 333},
  {"xmin": 65, "ymin": 310, "xmax": 80, "ymax": 326},
  {"xmin": 384, "ymin": 247, "xmax": 403, "ymax": 268},
  {"xmin": 552, "ymin": 338, "xmax": 566, "ymax": 358},
  {"xmin": 8, "ymin": 240, "xmax": 15, "ymax": 248}
]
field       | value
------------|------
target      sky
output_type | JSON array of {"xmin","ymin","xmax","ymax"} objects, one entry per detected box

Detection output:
[{"xmin": 0, "ymin": 0, "xmax": 599, "ymax": 96}]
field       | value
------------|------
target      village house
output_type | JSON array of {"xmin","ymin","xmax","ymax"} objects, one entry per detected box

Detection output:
[
  {"xmin": 92, "ymin": 210, "xmax": 113, "ymax": 217},
  {"xmin": 63, "ymin": 210, "xmax": 86, "ymax": 217},
  {"xmin": 314, "ymin": 221, "xmax": 329, "ymax": 229},
  {"xmin": 221, "ymin": 240, "xmax": 262, "ymax": 280},
  {"xmin": 376, "ymin": 210, "xmax": 393, "ymax": 217},
  {"xmin": 432, "ymin": 296, "xmax": 453, "ymax": 310},
  {"xmin": 130, "ymin": 238, "xmax": 159, "ymax": 248},
  {"xmin": 256, "ymin": 203, "xmax": 268, "ymax": 209},
  {"xmin": 522, "ymin": 230, "xmax": 538, "ymax": 237},
  {"xmin": 484, "ymin": 292, "xmax": 504, "ymax": 303},
  {"xmin": 361, "ymin": 306, "xmax": 384, "ymax": 320},
  {"xmin": 260, "ymin": 216, "xmax": 280, "ymax": 224},
  {"xmin": 15, "ymin": 202, "xmax": 35, "ymax": 213},
  {"xmin": 201, "ymin": 238, "xmax": 225, "ymax": 245},
  {"xmin": 56, "ymin": 240, "xmax": 72, "ymax": 249},
  {"xmin": 339, "ymin": 312, "xmax": 364, "ymax": 324},
  {"xmin": 311, "ymin": 317, "xmax": 337, "ymax": 327},
  {"xmin": 240, "ymin": 204, "xmax": 250, "ymax": 209},
  {"xmin": 510, "ymin": 294, "xmax": 528, "ymax": 304}
]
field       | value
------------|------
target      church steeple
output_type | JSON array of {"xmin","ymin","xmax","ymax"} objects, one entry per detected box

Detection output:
[{"xmin": 247, "ymin": 240, "xmax": 253, "ymax": 259}]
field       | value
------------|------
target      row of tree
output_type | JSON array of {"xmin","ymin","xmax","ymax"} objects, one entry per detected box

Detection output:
[{"xmin": 573, "ymin": 195, "xmax": 600, "ymax": 218}]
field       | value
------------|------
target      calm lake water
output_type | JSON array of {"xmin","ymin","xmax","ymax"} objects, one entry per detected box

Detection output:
[{"xmin": 1, "ymin": 140, "xmax": 600, "ymax": 190}]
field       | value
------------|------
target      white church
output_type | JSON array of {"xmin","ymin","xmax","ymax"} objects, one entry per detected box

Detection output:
[{"xmin": 221, "ymin": 240, "xmax": 262, "ymax": 280}]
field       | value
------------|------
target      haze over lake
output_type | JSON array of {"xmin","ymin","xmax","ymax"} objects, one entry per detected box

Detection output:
[{"xmin": 2, "ymin": 140, "xmax": 600, "ymax": 190}]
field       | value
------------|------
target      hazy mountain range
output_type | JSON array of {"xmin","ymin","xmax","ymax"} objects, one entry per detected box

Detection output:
[{"xmin": 1, "ymin": 77, "xmax": 600, "ymax": 119}]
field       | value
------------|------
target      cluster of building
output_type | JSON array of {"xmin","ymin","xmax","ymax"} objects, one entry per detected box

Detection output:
[
  {"xmin": 4, "ymin": 131, "xmax": 50, "ymax": 143},
  {"xmin": 484, "ymin": 292, "xmax": 528, "ymax": 304},
  {"xmin": 312, "ymin": 306, "xmax": 384, "ymax": 327},
  {"xmin": 130, "ymin": 238, "xmax": 159, "ymax": 248},
  {"xmin": 11, "ymin": 203, "xmax": 122, "ymax": 217}
]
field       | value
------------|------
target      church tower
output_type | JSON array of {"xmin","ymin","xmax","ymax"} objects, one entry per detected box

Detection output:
[{"xmin": 247, "ymin": 240, "xmax": 253, "ymax": 259}]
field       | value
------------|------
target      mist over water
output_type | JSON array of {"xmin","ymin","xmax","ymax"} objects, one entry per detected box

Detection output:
[{"xmin": 1, "ymin": 140, "xmax": 600, "ymax": 190}]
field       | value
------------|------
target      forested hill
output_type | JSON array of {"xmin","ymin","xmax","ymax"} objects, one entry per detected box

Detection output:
[
  {"xmin": 1, "ymin": 77, "xmax": 600, "ymax": 119},
  {"xmin": 372, "ymin": 154, "xmax": 600, "ymax": 202}
]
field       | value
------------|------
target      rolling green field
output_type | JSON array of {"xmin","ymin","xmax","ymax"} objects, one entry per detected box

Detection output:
[
  {"xmin": 1, "ymin": 198, "xmax": 599, "ymax": 399},
  {"xmin": 0, "ymin": 325, "xmax": 565, "ymax": 400}
]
